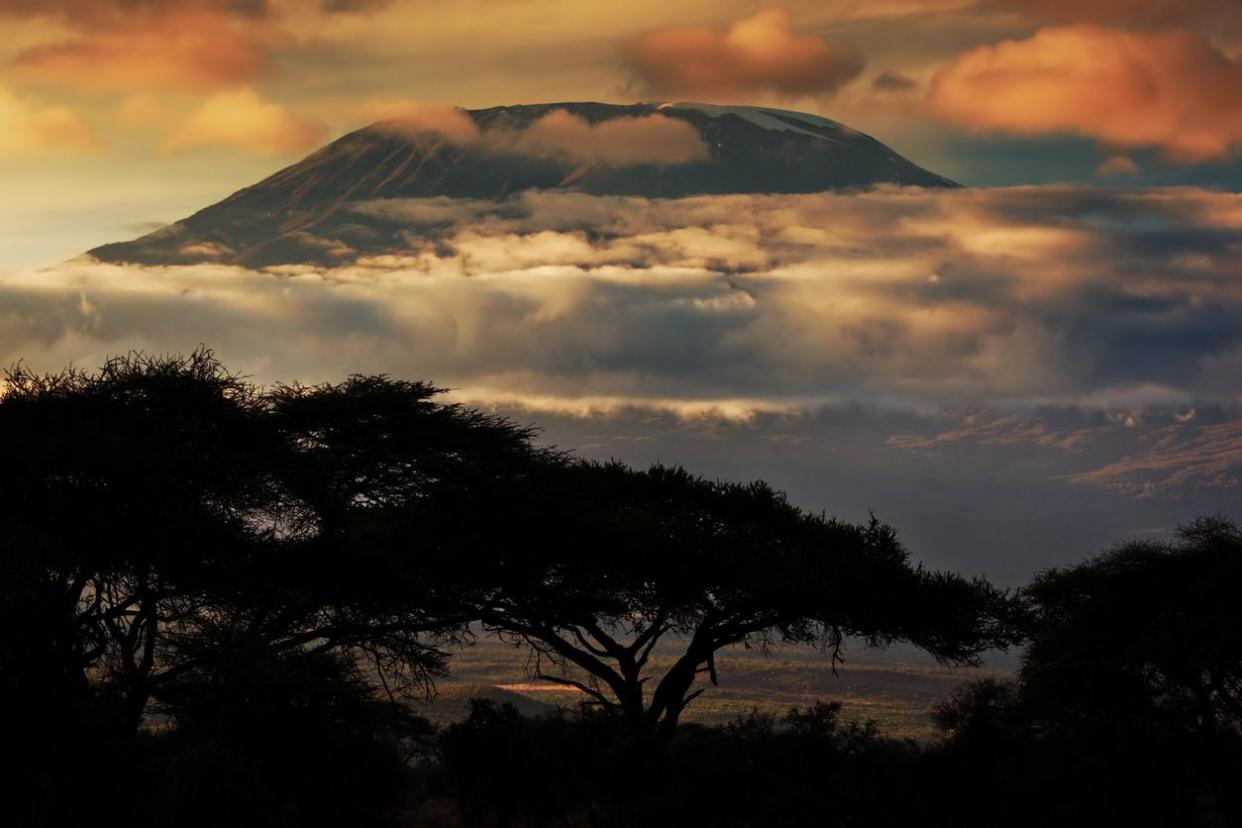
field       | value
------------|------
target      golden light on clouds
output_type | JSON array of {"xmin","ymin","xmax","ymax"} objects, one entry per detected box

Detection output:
[
  {"xmin": 0, "ymin": 86, "xmax": 102, "ymax": 153},
  {"xmin": 623, "ymin": 8, "xmax": 865, "ymax": 99},
  {"xmin": 1, "ymin": 0, "xmax": 1241, "ymax": 272},
  {"xmin": 4, "ymin": 187, "xmax": 1240, "ymax": 413},
  {"xmin": 161, "ymin": 87, "xmax": 326, "ymax": 154},
  {"xmin": 371, "ymin": 107, "xmax": 710, "ymax": 165},
  {"xmin": 10, "ymin": 12, "xmax": 270, "ymax": 94},
  {"xmin": 496, "ymin": 110, "xmax": 710, "ymax": 165},
  {"xmin": 927, "ymin": 24, "xmax": 1242, "ymax": 162}
]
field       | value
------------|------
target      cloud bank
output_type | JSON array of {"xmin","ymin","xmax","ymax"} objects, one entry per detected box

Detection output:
[
  {"xmin": 5, "ymin": 186, "xmax": 1241, "ymax": 417},
  {"xmin": 4, "ymin": 185, "xmax": 1240, "ymax": 556}
]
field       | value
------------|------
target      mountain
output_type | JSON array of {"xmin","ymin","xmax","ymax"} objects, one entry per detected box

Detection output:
[{"xmin": 89, "ymin": 101, "xmax": 958, "ymax": 267}]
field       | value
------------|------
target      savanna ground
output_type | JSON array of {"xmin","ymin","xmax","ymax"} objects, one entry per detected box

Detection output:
[{"xmin": 417, "ymin": 636, "xmax": 1013, "ymax": 738}]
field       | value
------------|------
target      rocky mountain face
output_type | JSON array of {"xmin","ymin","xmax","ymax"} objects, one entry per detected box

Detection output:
[{"xmin": 89, "ymin": 101, "xmax": 958, "ymax": 267}]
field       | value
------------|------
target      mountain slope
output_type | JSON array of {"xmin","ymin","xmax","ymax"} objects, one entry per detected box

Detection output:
[{"xmin": 90, "ymin": 101, "xmax": 958, "ymax": 267}]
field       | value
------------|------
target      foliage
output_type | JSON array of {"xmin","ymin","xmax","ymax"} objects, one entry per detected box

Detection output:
[
  {"xmin": 932, "ymin": 518, "xmax": 1242, "ymax": 827},
  {"xmin": 451, "ymin": 461, "xmax": 1019, "ymax": 735},
  {"xmin": 5, "ymin": 350, "xmax": 1238, "ymax": 827},
  {"xmin": 434, "ymin": 699, "xmax": 926, "ymax": 827}
]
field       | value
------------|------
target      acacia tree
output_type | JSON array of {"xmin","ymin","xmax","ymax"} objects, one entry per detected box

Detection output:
[
  {"xmin": 257, "ymin": 373, "xmax": 554, "ymax": 692},
  {"xmin": 1023, "ymin": 516, "xmax": 1242, "ymax": 734},
  {"xmin": 932, "ymin": 517, "xmax": 1242, "ymax": 827},
  {"xmin": 0, "ymin": 352, "xmax": 547, "ymax": 744},
  {"xmin": 1019, "ymin": 516, "xmax": 1242, "ymax": 823},
  {"xmin": 445, "ymin": 461, "xmax": 1019, "ymax": 737},
  {"xmin": 0, "ymin": 351, "xmax": 280, "ymax": 736}
]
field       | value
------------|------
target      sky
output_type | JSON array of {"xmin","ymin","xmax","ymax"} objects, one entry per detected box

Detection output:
[
  {"xmin": 4, "ymin": 0, "xmax": 1242, "ymax": 266},
  {"xmin": 2, "ymin": 0, "xmax": 1241, "ymax": 581}
]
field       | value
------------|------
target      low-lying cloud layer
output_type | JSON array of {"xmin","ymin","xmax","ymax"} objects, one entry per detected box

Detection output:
[
  {"xmin": 4, "ymin": 184, "xmax": 1240, "ymax": 567},
  {"xmin": 6, "ymin": 186, "xmax": 1240, "ymax": 416}
]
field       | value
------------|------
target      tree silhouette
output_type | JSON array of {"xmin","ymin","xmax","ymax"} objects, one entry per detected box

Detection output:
[
  {"xmin": 0, "ymin": 351, "xmax": 278, "ymax": 739},
  {"xmin": 933, "ymin": 517, "xmax": 1242, "ymax": 827},
  {"xmin": 1021, "ymin": 516, "xmax": 1242, "ymax": 824},
  {"xmin": 0, "ymin": 351, "xmax": 551, "ymax": 823},
  {"xmin": 1023, "ymin": 516, "xmax": 1242, "ymax": 738},
  {"xmin": 1, "ymin": 349, "xmax": 1044, "ymax": 825},
  {"xmin": 445, "ymin": 461, "xmax": 1018, "ymax": 737},
  {"xmin": 0, "ymin": 352, "xmax": 543, "ymax": 743}
]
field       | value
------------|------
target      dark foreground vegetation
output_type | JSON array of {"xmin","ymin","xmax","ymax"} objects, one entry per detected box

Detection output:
[{"xmin": 1, "ymin": 351, "xmax": 1239, "ymax": 826}]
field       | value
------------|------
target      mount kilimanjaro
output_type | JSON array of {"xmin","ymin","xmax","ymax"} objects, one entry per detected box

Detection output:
[{"xmin": 89, "ymin": 101, "xmax": 958, "ymax": 268}]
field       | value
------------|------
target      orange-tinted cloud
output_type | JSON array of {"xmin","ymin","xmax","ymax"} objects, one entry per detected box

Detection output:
[
  {"xmin": 0, "ymin": 1, "xmax": 384, "ymax": 22},
  {"xmin": 927, "ymin": 24, "xmax": 1242, "ymax": 163},
  {"xmin": 370, "ymin": 106, "xmax": 708, "ymax": 166},
  {"xmin": 0, "ymin": 86, "xmax": 102, "ymax": 154},
  {"xmin": 162, "ymin": 87, "xmax": 325, "ymax": 154},
  {"xmin": 361, "ymin": 101, "xmax": 483, "ymax": 142},
  {"xmin": 623, "ymin": 8, "xmax": 865, "ymax": 99},
  {"xmin": 11, "ymin": 12, "xmax": 269, "ymax": 93},
  {"xmin": 116, "ymin": 95, "xmax": 171, "ymax": 129},
  {"xmin": 497, "ymin": 110, "xmax": 708, "ymax": 165},
  {"xmin": 1096, "ymin": 155, "xmax": 1138, "ymax": 176}
]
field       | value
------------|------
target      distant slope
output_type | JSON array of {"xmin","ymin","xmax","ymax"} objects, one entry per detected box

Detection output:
[{"xmin": 90, "ymin": 101, "xmax": 957, "ymax": 267}]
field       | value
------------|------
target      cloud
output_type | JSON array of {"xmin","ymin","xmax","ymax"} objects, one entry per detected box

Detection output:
[
  {"xmin": 0, "ymin": 1, "xmax": 384, "ymax": 22},
  {"xmin": 988, "ymin": 0, "xmax": 1242, "ymax": 32},
  {"xmin": 1096, "ymin": 155, "xmax": 1139, "ymax": 177},
  {"xmin": 0, "ymin": 86, "xmax": 102, "ymax": 154},
  {"xmin": 0, "ymin": 1, "xmax": 267, "ymax": 21},
  {"xmin": 623, "ymin": 8, "xmax": 865, "ymax": 99},
  {"xmin": 1063, "ymin": 418, "xmax": 1242, "ymax": 493},
  {"xmin": 359, "ymin": 101, "xmax": 483, "ymax": 142},
  {"xmin": 10, "ymin": 11, "xmax": 270, "ymax": 93},
  {"xmin": 366, "ymin": 106, "xmax": 708, "ymax": 166},
  {"xmin": 316, "ymin": 0, "xmax": 392, "ymax": 12},
  {"xmin": 116, "ymin": 94, "xmax": 171, "ymax": 129},
  {"xmin": 161, "ymin": 87, "xmax": 326, "ymax": 154},
  {"xmin": 0, "ymin": 0, "xmax": 388, "ymax": 95},
  {"xmin": 927, "ymin": 24, "xmax": 1242, "ymax": 163},
  {"xmin": 492, "ymin": 110, "xmax": 708, "ymax": 165},
  {"xmin": 0, "ymin": 185, "xmax": 1231, "ymax": 414},
  {"xmin": 7, "ymin": 184, "xmax": 1242, "ymax": 523},
  {"xmin": 872, "ymin": 70, "xmax": 920, "ymax": 92}
]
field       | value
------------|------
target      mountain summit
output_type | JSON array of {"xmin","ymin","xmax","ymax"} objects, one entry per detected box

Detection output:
[{"xmin": 90, "ymin": 101, "xmax": 957, "ymax": 267}]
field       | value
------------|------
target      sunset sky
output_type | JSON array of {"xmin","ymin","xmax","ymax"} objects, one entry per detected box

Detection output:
[
  {"xmin": 2, "ymin": 0, "xmax": 1241, "ymax": 580},
  {"xmin": 4, "ymin": 0, "xmax": 1242, "ymax": 266}
]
